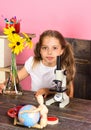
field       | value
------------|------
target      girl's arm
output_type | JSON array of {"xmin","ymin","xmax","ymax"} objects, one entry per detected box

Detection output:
[
  {"xmin": 0, "ymin": 81, "xmax": 6, "ymax": 93},
  {"xmin": 35, "ymin": 88, "xmax": 56, "ymax": 98},
  {"xmin": 18, "ymin": 67, "xmax": 29, "ymax": 81}
]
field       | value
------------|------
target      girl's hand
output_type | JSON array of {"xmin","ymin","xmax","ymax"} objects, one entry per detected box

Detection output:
[
  {"xmin": 0, "ymin": 80, "xmax": 7, "ymax": 93},
  {"xmin": 35, "ymin": 88, "xmax": 50, "ymax": 98},
  {"xmin": 0, "ymin": 83, "xmax": 5, "ymax": 93}
]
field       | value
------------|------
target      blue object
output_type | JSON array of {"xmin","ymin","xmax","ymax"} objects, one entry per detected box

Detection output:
[{"xmin": 18, "ymin": 105, "xmax": 40, "ymax": 127}]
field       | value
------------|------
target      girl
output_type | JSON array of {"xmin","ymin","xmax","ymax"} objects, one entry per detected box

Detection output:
[{"xmin": 0, "ymin": 30, "xmax": 75, "ymax": 97}]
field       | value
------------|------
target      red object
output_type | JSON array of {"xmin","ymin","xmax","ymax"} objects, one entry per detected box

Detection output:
[
  {"xmin": 6, "ymin": 22, "xmax": 20, "ymax": 33},
  {"xmin": 47, "ymin": 116, "xmax": 59, "ymax": 125},
  {"xmin": 7, "ymin": 105, "xmax": 22, "ymax": 118}
]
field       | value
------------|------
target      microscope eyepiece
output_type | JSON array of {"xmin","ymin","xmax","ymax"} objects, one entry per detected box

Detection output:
[{"xmin": 56, "ymin": 56, "xmax": 61, "ymax": 70}]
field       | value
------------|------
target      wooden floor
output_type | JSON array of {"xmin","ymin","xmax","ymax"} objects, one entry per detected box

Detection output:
[{"xmin": 0, "ymin": 91, "xmax": 91, "ymax": 130}]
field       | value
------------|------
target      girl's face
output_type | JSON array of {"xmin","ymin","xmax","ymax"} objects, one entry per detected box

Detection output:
[{"xmin": 40, "ymin": 36, "xmax": 64, "ymax": 67}]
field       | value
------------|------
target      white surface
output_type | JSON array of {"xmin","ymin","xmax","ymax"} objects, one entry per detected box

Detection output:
[
  {"xmin": 0, "ymin": 71, "xmax": 9, "ymax": 83},
  {"xmin": 0, "ymin": 38, "xmax": 11, "ymax": 67}
]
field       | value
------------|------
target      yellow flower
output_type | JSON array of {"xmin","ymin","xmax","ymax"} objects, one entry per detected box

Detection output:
[
  {"xmin": 22, "ymin": 32, "xmax": 33, "ymax": 48},
  {"xmin": 3, "ymin": 26, "xmax": 33, "ymax": 55},
  {"xmin": 4, "ymin": 26, "xmax": 16, "ymax": 36},
  {"xmin": 8, "ymin": 33, "xmax": 25, "ymax": 55}
]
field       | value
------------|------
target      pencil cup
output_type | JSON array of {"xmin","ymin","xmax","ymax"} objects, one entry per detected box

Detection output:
[{"xmin": 6, "ymin": 22, "xmax": 20, "ymax": 33}]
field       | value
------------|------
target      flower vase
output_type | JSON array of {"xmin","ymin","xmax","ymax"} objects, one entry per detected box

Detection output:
[{"xmin": 3, "ymin": 52, "xmax": 22, "ymax": 95}]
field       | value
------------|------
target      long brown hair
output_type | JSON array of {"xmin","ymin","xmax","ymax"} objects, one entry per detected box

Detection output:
[{"xmin": 33, "ymin": 30, "xmax": 76, "ymax": 85}]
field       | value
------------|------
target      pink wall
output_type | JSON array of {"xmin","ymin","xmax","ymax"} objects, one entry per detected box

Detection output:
[
  {"xmin": 0, "ymin": 0, "xmax": 91, "ymax": 90},
  {"xmin": 0, "ymin": 0, "xmax": 91, "ymax": 40},
  {"xmin": 0, "ymin": 0, "xmax": 91, "ymax": 63}
]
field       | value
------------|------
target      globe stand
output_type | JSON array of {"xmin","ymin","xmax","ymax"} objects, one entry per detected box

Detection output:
[
  {"xmin": 14, "ymin": 117, "xmax": 44, "ymax": 129},
  {"xmin": 14, "ymin": 117, "xmax": 24, "ymax": 126}
]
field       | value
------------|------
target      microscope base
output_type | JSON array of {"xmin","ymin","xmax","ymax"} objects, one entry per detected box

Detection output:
[{"xmin": 45, "ymin": 92, "xmax": 69, "ymax": 108}]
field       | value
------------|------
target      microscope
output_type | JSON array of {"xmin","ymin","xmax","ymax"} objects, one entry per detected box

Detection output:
[{"xmin": 45, "ymin": 56, "xmax": 69, "ymax": 108}]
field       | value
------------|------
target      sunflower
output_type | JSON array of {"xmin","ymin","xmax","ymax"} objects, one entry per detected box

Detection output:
[
  {"xmin": 22, "ymin": 32, "xmax": 33, "ymax": 48},
  {"xmin": 3, "ymin": 26, "xmax": 33, "ymax": 55},
  {"xmin": 4, "ymin": 26, "xmax": 16, "ymax": 37},
  {"xmin": 8, "ymin": 33, "xmax": 26, "ymax": 55}
]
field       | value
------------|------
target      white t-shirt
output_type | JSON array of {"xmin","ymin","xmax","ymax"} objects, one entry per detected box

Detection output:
[{"xmin": 24, "ymin": 56, "xmax": 56, "ymax": 91}]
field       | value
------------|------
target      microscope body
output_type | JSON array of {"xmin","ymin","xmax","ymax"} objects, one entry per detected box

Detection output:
[{"xmin": 45, "ymin": 56, "xmax": 69, "ymax": 108}]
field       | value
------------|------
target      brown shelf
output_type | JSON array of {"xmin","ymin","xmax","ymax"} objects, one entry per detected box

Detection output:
[
  {"xmin": 0, "ymin": 64, "xmax": 23, "ymax": 72},
  {"xmin": 0, "ymin": 32, "xmax": 36, "ymax": 39},
  {"xmin": 0, "ymin": 67, "xmax": 10, "ymax": 72}
]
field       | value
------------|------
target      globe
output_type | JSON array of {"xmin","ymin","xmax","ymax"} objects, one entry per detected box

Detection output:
[{"xmin": 18, "ymin": 105, "xmax": 40, "ymax": 127}]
